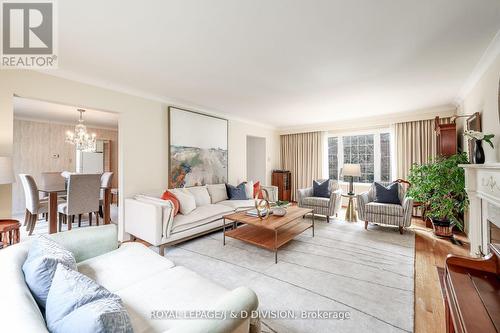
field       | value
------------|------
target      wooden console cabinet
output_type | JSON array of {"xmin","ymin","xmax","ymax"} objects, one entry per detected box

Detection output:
[
  {"xmin": 272, "ymin": 171, "xmax": 291, "ymax": 201},
  {"xmin": 435, "ymin": 117, "xmax": 457, "ymax": 157}
]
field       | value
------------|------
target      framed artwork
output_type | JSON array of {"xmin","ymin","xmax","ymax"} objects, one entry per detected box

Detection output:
[
  {"xmin": 168, "ymin": 107, "xmax": 228, "ymax": 188},
  {"xmin": 466, "ymin": 112, "xmax": 481, "ymax": 159}
]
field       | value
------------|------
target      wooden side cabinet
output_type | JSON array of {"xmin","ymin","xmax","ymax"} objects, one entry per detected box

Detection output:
[
  {"xmin": 435, "ymin": 117, "xmax": 457, "ymax": 157},
  {"xmin": 272, "ymin": 171, "xmax": 291, "ymax": 201}
]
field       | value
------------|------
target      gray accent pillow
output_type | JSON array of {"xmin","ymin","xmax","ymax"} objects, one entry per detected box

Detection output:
[
  {"xmin": 313, "ymin": 180, "xmax": 330, "ymax": 198},
  {"xmin": 374, "ymin": 182, "xmax": 401, "ymax": 204},
  {"xmin": 46, "ymin": 264, "xmax": 133, "ymax": 333},
  {"xmin": 226, "ymin": 183, "xmax": 247, "ymax": 200},
  {"xmin": 22, "ymin": 235, "xmax": 77, "ymax": 309},
  {"xmin": 207, "ymin": 184, "xmax": 228, "ymax": 203}
]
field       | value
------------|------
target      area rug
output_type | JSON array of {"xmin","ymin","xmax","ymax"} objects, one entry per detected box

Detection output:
[{"xmin": 162, "ymin": 218, "xmax": 415, "ymax": 333}]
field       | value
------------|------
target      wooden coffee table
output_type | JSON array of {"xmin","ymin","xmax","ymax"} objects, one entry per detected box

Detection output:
[{"xmin": 223, "ymin": 206, "xmax": 314, "ymax": 263}]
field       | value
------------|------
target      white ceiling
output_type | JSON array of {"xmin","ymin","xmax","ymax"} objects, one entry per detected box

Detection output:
[
  {"xmin": 14, "ymin": 97, "xmax": 119, "ymax": 129},
  {"xmin": 51, "ymin": 0, "xmax": 500, "ymax": 128}
]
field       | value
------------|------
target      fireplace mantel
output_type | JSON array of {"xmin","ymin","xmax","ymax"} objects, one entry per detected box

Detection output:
[{"xmin": 461, "ymin": 163, "xmax": 500, "ymax": 256}]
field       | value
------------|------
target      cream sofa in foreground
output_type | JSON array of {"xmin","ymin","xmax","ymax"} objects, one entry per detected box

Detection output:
[
  {"xmin": 125, "ymin": 184, "xmax": 278, "ymax": 255},
  {"xmin": 0, "ymin": 225, "xmax": 259, "ymax": 333}
]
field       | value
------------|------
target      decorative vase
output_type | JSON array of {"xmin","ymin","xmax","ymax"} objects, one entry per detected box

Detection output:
[
  {"xmin": 431, "ymin": 218, "xmax": 454, "ymax": 238},
  {"xmin": 474, "ymin": 140, "xmax": 485, "ymax": 164}
]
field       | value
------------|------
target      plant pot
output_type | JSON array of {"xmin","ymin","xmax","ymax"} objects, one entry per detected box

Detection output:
[
  {"xmin": 431, "ymin": 218, "xmax": 455, "ymax": 238},
  {"xmin": 474, "ymin": 140, "xmax": 485, "ymax": 164}
]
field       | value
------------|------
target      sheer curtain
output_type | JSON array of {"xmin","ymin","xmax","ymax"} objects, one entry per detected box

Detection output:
[
  {"xmin": 394, "ymin": 117, "xmax": 451, "ymax": 180},
  {"xmin": 280, "ymin": 131, "xmax": 324, "ymax": 201}
]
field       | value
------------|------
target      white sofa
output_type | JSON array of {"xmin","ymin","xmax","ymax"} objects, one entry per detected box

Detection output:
[
  {"xmin": 125, "ymin": 184, "xmax": 277, "ymax": 255},
  {"xmin": 0, "ymin": 225, "xmax": 259, "ymax": 333}
]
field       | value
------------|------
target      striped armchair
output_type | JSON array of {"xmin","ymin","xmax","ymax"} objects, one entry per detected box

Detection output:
[
  {"xmin": 297, "ymin": 180, "xmax": 342, "ymax": 222},
  {"xmin": 357, "ymin": 181, "xmax": 413, "ymax": 234}
]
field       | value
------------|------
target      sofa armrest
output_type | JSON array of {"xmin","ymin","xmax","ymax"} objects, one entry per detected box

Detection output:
[
  {"xmin": 329, "ymin": 189, "xmax": 342, "ymax": 212},
  {"xmin": 261, "ymin": 185, "xmax": 278, "ymax": 202},
  {"xmin": 356, "ymin": 191, "xmax": 371, "ymax": 220},
  {"xmin": 167, "ymin": 287, "xmax": 259, "ymax": 333},
  {"xmin": 401, "ymin": 197, "xmax": 414, "ymax": 227},
  {"xmin": 297, "ymin": 187, "xmax": 313, "ymax": 205},
  {"xmin": 125, "ymin": 198, "xmax": 164, "ymax": 246},
  {"xmin": 49, "ymin": 224, "xmax": 118, "ymax": 263}
]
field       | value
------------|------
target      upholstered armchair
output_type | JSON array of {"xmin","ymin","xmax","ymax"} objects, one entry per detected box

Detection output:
[
  {"xmin": 297, "ymin": 180, "xmax": 342, "ymax": 222},
  {"xmin": 357, "ymin": 181, "xmax": 413, "ymax": 234}
]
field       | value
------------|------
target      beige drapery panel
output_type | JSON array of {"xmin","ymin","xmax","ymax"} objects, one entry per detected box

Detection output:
[
  {"xmin": 280, "ymin": 131, "xmax": 324, "ymax": 201},
  {"xmin": 394, "ymin": 117, "xmax": 451, "ymax": 180}
]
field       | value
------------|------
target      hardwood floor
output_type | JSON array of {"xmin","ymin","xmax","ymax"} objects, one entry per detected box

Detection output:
[{"xmin": 411, "ymin": 218, "xmax": 470, "ymax": 333}]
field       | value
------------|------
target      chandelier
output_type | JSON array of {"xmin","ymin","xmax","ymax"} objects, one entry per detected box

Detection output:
[{"xmin": 65, "ymin": 109, "xmax": 97, "ymax": 152}]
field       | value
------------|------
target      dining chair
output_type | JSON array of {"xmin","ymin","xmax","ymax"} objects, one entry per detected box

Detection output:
[
  {"xmin": 39, "ymin": 172, "xmax": 67, "ymax": 218},
  {"xmin": 57, "ymin": 174, "xmax": 101, "ymax": 231},
  {"xmin": 99, "ymin": 172, "xmax": 114, "ymax": 218},
  {"xmin": 19, "ymin": 174, "xmax": 51, "ymax": 235}
]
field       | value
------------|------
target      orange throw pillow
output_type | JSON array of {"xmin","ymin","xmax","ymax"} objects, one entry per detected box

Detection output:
[
  {"xmin": 161, "ymin": 190, "xmax": 180, "ymax": 216},
  {"xmin": 253, "ymin": 181, "xmax": 264, "ymax": 199}
]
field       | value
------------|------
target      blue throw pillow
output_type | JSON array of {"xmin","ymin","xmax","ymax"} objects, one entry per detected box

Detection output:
[
  {"xmin": 313, "ymin": 180, "xmax": 330, "ymax": 198},
  {"xmin": 22, "ymin": 235, "xmax": 77, "ymax": 309},
  {"xmin": 226, "ymin": 183, "xmax": 247, "ymax": 200},
  {"xmin": 46, "ymin": 264, "xmax": 133, "ymax": 333},
  {"xmin": 374, "ymin": 182, "xmax": 401, "ymax": 204}
]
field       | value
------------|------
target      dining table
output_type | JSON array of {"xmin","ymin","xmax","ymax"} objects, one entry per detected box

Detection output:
[{"xmin": 38, "ymin": 185, "xmax": 112, "ymax": 234}]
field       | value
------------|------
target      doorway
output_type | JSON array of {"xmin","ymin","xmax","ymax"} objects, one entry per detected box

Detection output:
[{"xmin": 246, "ymin": 136, "xmax": 266, "ymax": 183}]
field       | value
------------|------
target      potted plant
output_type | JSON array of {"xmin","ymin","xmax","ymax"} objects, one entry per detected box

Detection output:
[
  {"xmin": 464, "ymin": 130, "xmax": 494, "ymax": 164},
  {"xmin": 407, "ymin": 153, "xmax": 469, "ymax": 237}
]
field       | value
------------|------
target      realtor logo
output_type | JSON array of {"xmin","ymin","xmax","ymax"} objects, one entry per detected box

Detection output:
[{"xmin": 1, "ymin": 0, "xmax": 57, "ymax": 68}]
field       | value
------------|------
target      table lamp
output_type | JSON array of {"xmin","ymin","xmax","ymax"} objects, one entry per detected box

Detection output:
[{"xmin": 342, "ymin": 164, "xmax": 361, "ymax": 195}]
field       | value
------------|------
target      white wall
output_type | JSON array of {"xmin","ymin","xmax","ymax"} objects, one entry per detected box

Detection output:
[
  {"xmin": 0, "ymin": 70, "xmax": 280, "ymax": 238},
  {"xmin": 246, "ymin": 136, "xmax": 267, "ymax": 184},
  {"xmin": 457, "ymin": 53, "xmax": 500, "ymax": 163}
]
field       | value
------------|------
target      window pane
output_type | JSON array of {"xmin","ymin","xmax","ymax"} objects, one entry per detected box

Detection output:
[
  {"xmin": 342, "ymin": 134, "xmax": 374, "ymax": 183},
  {"xmin": 328, "ymin": 137, "xmax": 338, "ymax": 180},
  {"xmin": 380, "ymin": 133, "xmax": 391, "ymax": 181}
]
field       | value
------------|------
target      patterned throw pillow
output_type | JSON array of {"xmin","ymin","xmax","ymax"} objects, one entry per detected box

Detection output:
[
  {"xmin": 226, "ymin": 183, "xmax": 247, "ymax": 200},
  {"xmin": 46, "ymin": 264, "xmax": 133, "ymax": 333},
  {"xmin": 22, "ymin": 235, "xmax": 77, "ymax": 309},
  {"xmin": 253, "ymin": 181, "xmax": 264, "ymax": 199},
  {"xmin": 161, "ymin": 190, "xmax": 180, "ymax": 215},
  {"xmin": 374, "ymin": 182, "xmax": 401, "ymax": 204}
]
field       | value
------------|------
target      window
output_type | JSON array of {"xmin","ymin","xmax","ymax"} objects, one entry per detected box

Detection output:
[
  {"xmin": 343, "ymin": 135, "xmax": 374, "ymax": 183},
  {"xmin": 328, "ymin": 137, "xmax": 338, "ymax": 180},
  {"xmin": 327, "ymin": 131, "xmax": 392, "ymax": 183}
]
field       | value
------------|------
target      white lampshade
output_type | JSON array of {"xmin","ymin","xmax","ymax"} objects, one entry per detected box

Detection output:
[
  {"xmin": 342, "ymin": 164, "xmax": 361, "ymax": 177},
  {"xmin": 0, "ymin": 156, "xmax": 15, "ymax": 185}
]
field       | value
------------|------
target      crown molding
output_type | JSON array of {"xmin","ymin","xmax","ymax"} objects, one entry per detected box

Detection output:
[
  {"xmin": 278, "ymin": 104, "xmax": 456, "ymax": 135},
  {"xmin": 455, "ymin": 28, "xmax": 500, "ymax": 104},
  {"xmin": 14, "ymin": 116, "xmax": 119, "ymax": 131},
  {"xmin": 34, "ymin": 69, "xmax": 277, "ymax": 130}
]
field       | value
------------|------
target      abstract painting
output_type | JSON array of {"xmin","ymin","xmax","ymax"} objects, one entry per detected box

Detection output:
[{"xmin": 168, "ymin": 107, "xmax": 228, "ymax": 188}]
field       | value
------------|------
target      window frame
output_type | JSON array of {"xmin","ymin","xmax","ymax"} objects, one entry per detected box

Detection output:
[{"xmin": 325, "ymin": 128, "xmax": 394, "ymax": 184}]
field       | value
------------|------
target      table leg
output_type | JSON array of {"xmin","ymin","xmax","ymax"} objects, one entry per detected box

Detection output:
[
  {"xmin": 48, "ymin": 192, "xmax": 57, "ymax": 234},
  {"xmin": 223, "ymin": 218, "xmax": 226, "ymax": 246},
  {"xmin": 104, "ymin": 188, "xmax": 111, "ymax": 224},
  {"xmin": 312, "ymin": 212, "xmax": 315, "ymax": 237},
  {"xmin": 274, "ymin": 230, "xmax": 278, "ymax": 264}
]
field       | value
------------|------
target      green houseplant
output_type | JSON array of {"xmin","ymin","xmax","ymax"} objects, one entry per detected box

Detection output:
[{"xmin": 407, "ymin": 152, "xmax": 469, "ymax": 235}]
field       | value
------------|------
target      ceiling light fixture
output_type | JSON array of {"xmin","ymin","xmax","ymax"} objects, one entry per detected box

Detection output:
[{"xmin": 65, "ymin": 109, "xmax": 97, "ymax": 152}]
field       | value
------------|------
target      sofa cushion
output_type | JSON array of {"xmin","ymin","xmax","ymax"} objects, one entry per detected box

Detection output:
[
  {"xmin": 301, "ymin": 197, "xmax": 330, "ymax": 208},
  {"xmin": 218, "ymin": 199, "xmax": 256, "ymax": 211},
  {"xmin": 207, "ymin": 184, "xmax": 228, "ymax": 203},
  {"xmin": 22, "ymin": 235, "xmax": 77, "ymax": 309},
  {"xmin": 365, "ymin": 202, "xmax": 403, "ymax": 217},
  {"xmin": 313, "ymin": 180, "xmax": 330, "ymax": 198},
  {"xmin": 374, "ymin": 182, "xmax": 401, "ymax": 204},
  {"xmin": 78, "ymin": 243, "xmax": 175, "ymax": 292},
  {"xmin": 170, "ymin": 189, "xmax": 197, "ymax": 215},
  {"xmin": 244, "ymin": 180, "xmax": 254, "ymax": 199},
  {"xmin": 46, "ymin": 264, "xmax": 132, "ymax": 333},
  {"xmin": 187, "ymin": 186, "xmax": 211, "ymax": 207},
  {"xmin": 226, "ymin": 183, "xmax": 247, "ymax": 200},
  {"xmin": 171, "ymin": 204, "xmax": 233, "ymax": 233},
  {"xmin": 116, "ymin": 266, "xmax": 229, "ymax": 332}
]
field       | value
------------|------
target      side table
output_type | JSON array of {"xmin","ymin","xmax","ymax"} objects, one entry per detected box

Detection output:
[
  {"xmin": 342, "ymin": 194, "xmax": 357, "ymax": 222},
  {"xmin": 0, "ymin": 219, "xmax": 21, "ymax": 248}
]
